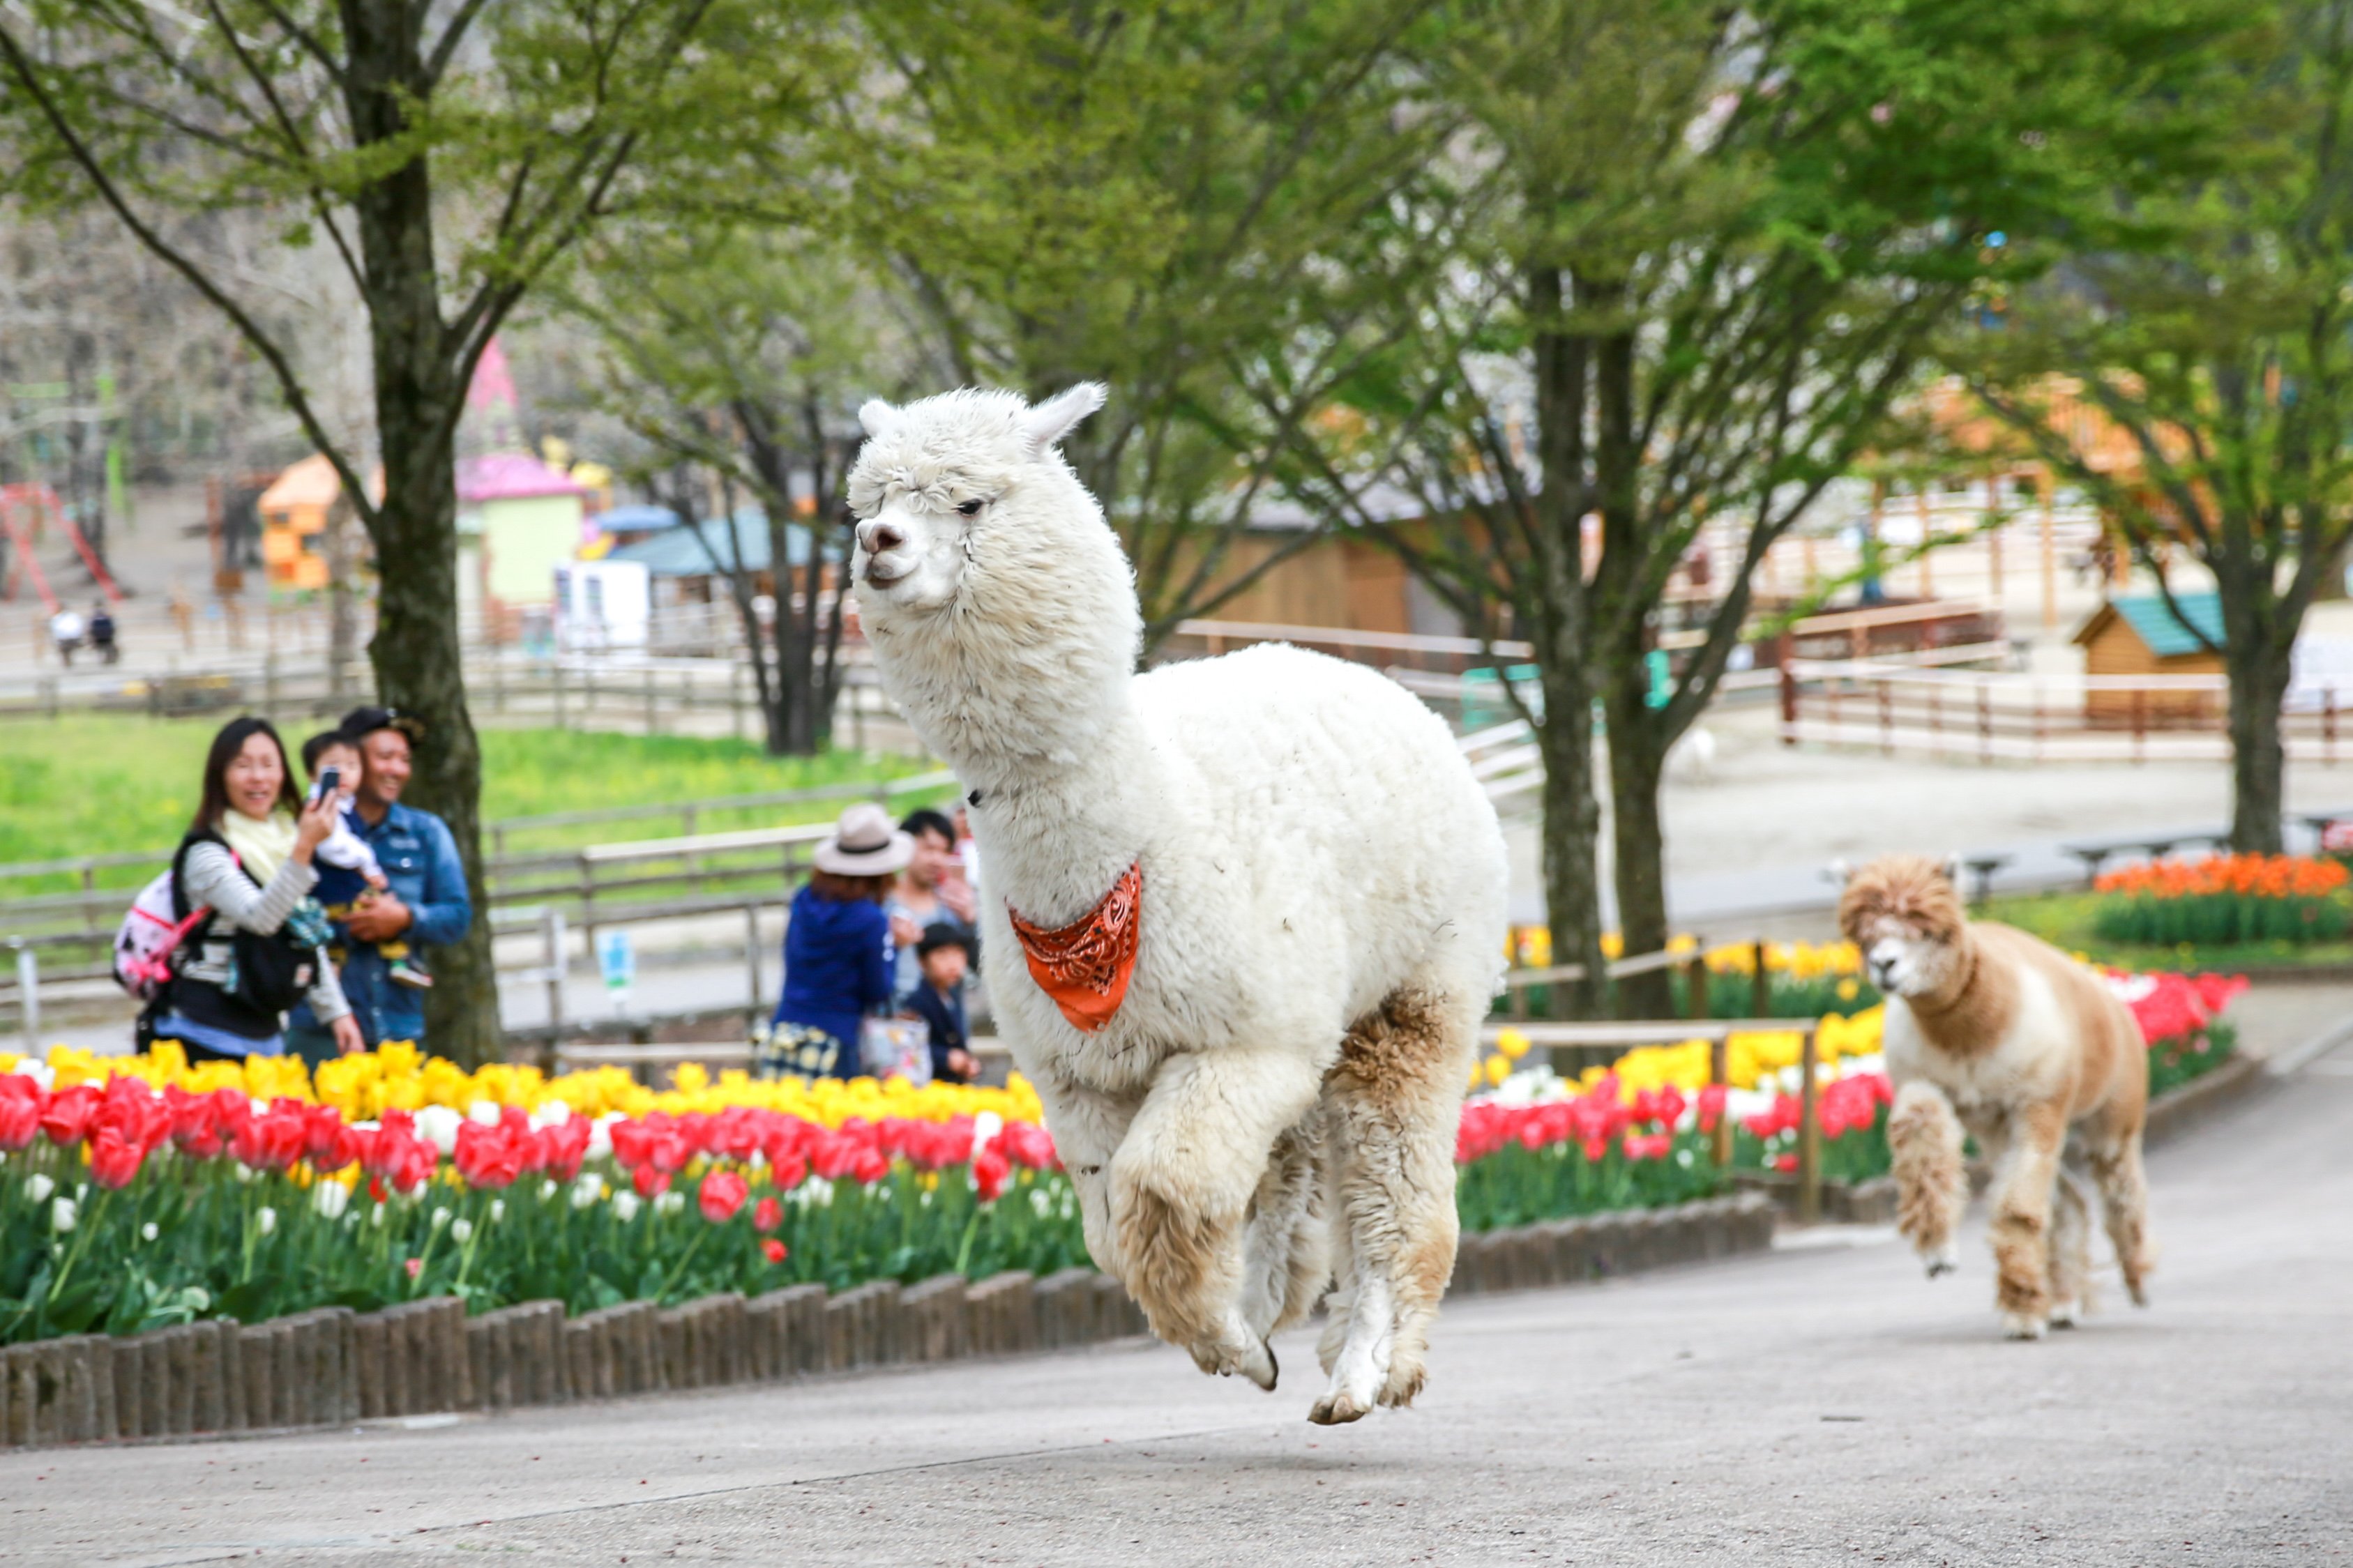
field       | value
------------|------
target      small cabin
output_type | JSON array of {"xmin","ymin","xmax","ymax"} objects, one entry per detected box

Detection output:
[
  {"xmin": 2071, "ymin": 591, "xmax": 2225, "ymax": 726},
  {"xmin": 255, "ymin": 455, "xmax": 343, "ymax": 593}
]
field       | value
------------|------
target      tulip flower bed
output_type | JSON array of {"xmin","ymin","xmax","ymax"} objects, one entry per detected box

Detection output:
[
  {"xmin": 1453, "ymin": 1079, "xmax": 1731, "ymax": 1231},
  {"xmin": 0, "ymin": 1071, "xmax": 1084, "ymax": 1346},
  {"xmin": 2094, "ymin": 853, "xmax": 2351, "ymax": 946}
]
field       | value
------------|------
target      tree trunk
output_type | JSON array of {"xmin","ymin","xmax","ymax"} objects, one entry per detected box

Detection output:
[
  {"xmin": 324, "ymin": 497, "xmax": 359, "ymax": 702},
  {"xmin": 370, "ymin": 401, "xmax": 497, "ymax": 1065},
  {"xmin": 1534, "ymin": 660, "xmax": 1609, "ymax": 1019},
  {"xmin": 347, "ymin": 11, "xmax": 499, "ymax": 1067},
  {"xmin": 2224, "ymin": 632, "xmax": 2290, "ymax": 854},
  {"xmin": 1603, "ymin": 678, "xmax": 1674, "ymax": 1017}
]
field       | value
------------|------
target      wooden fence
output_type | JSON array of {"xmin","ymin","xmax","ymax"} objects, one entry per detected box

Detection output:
[{"xmin": 1779, "ymin": 660, "xmax": 2353, "ymax": 765}]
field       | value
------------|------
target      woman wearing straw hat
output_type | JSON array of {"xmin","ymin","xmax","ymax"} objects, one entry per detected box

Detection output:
[{"xmin": 762, "ymin": 803, "xmax": 915, "ymax": 1079}]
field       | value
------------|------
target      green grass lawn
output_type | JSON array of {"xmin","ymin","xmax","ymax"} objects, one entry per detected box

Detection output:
[
  {"xmin": 0, "ymin": 716, "xmax": 941, "ymax": 897},
  {"xmin": 1983, "ymin": 890, "xmax": 2353, "ymax": 973}
]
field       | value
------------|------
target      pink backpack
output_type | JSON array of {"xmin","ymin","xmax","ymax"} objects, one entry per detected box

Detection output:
[{"xmin": 113, "ymin": 867, "xmax": 211, "ymax": 1001}]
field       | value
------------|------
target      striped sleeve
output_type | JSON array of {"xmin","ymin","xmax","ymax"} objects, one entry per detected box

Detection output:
[{"xmin": 180, "ymin": 841, "xmax": 319, "ymax": 937}]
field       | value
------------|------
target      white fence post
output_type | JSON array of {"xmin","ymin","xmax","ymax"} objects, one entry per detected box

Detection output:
[{"xmin": 13, "ymin": 944, "xmax": 36, "ymax": 1043}]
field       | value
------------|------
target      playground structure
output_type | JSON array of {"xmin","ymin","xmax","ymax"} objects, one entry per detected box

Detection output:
[{"xmin": 0, "ymin": 481, "xmax": 123, "ymax": 614}]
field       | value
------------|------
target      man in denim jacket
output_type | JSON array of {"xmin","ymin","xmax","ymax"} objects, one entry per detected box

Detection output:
[{"xmin": 286, "ymin": 706, "xmax": 474, "ymax": 1060}]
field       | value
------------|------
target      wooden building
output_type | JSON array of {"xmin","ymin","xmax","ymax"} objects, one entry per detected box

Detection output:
[{"xmin": 2071, "ymin": 591, "xmax": 2225, "ymax": 725}]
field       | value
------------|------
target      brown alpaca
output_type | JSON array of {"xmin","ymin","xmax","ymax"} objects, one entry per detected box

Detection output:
[{"xmin": 1839, "ymin": 855, "xmax": 2153, "ymax": 1339}]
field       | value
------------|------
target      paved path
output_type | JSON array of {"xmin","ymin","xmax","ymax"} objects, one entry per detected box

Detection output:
[{"xmin": 8, "ymin": 1035, "xmax": 2351, "ymax": 1566}]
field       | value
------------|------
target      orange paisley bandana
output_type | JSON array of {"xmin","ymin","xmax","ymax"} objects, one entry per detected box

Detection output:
[{"xmin": 1006, "ymin": 862, "xmax": 1142, "ymax": 1034}]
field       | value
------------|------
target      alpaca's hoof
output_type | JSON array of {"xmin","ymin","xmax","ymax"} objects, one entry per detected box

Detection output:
[
  {"xmin": 1923, "ymin": 1245, "xmax": 1959, "ymax": 1279},
  {"xmin": 1308, "ymin": 1391, "xmax": 1370, "ymax": 1426},
  {"xmin": 2048, "ymin": 1300, "xmax": 2080, "ymax": 1330},
  {"xmin": 2126, "ymin": 1279, "xmax": 2150, "ymax": 1308},
  {"xmin": 1240, "ymin": 1338, "xmax": 1278, "ymax": 1392},
  {"xmin": 1376, "ymin": 1361, "xmax": 1426, "ymax": 1410},
  {"xmin": 2002, "ymin": 1312, "xmax": 2048, "ymax": 1341}
]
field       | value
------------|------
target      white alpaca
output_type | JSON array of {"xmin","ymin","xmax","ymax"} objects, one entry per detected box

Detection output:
[{"xmin": 847, "ymin": 384, "xmax": 1508, "ymax": 1423}]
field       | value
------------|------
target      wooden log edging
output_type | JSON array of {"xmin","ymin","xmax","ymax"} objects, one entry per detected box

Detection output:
[{"xmin": 0, "ymin": 1192, "xmax": 1774, "ymax": 1452}]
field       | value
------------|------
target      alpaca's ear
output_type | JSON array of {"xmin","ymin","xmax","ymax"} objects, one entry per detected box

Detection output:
[
  {"xmin": 856, "ymin": 399, "xmax": 900, "ymax": 440},
  {"xmin": 1020, "ymin": 383, "xmax": 1107, "ymax": 453}
]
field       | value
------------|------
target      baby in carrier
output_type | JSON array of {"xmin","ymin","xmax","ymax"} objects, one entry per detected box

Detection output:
[{"xmin": 301, "ymin": 733, "xmax": 432, "ymax": 990}]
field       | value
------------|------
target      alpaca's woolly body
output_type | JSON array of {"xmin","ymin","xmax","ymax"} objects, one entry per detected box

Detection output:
[
  {"xmin": 847, "ymin": 385, "xmax": 1506, "ymax": 1418},
  {"xmin": 1840, "ymin": 855, "xmax": 2154, "ymax": 1338}
]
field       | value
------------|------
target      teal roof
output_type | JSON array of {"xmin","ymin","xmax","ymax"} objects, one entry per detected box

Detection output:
[
  {"xmin": 2105, "ymin": 592, "xmax": 2225, "ymax": 656},
  {"xmin": 605, "ymin": 512, "xmax": 811, "ymax": 577}
]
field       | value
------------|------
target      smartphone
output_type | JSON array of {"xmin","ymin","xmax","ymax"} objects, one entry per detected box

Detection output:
[{"xmin": 312, "ymin": 764, "xmax": 340, "ymax": 803}]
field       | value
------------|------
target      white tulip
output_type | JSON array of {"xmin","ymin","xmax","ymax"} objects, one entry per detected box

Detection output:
[
  {"xmin": 450, "ymin": 1218, "xmax": 474, "ymax": 1243},
  {"xmin": 256, "ymin": 1205, "xmax": 277, "ymax": 1236},
  {"xmin": 971, "ymin": 1111, "xmax": 1004, "ymax": 1151},
  {"xmin": 587, "ymin": 1115, "xmax": 619, "ymax": 1162},
  {"xmin": 312, "ymin": 1181, "xmax": 350, "ymax": 1220},
  {"xmin": 570, "ymin": 1172, "xmax": 605, "ymax": 1210},
  {"xmin": 50, "ymin": 1196, "xmax": 77, "ymax": 1233},
  {"xmin": 142, "ymin": 1221, "xmax": 160, "ymax": 1242},
  {"xmin": 531, "ymin": 1100, "xmax": 572, "ymax": 1127},
  {"xmin": 488, "ymin": 1198, "xmax": 506, "ymax": 1224},
  {"xmin": 414, "ymin": 1105, "xmax": 464, "ymax": 1155},
  {"xmin": 27, "ymin": 1173, "xmax": 54, "ymax": 1204},
  {"xmin": 430, "ymin": 1205, "xmax": 451, "ymax": 1230},
  {"xmin": 15, "ymin": 1060, "xmax": 54, "ymax": 1089},
  {"xmin": 611, "ymin": 1190, "xmax": 642, "ymax": 1223},
  {"xmin": 538, "ymin": 1180, "xmax": 559, "ymax": 1201},
  {"xmin": 653, "ymin": 1190, "xmax": 685, "ymax": 1216},
  {"xmin": 465, "ymin": 1099, "xmax": 502, "ymax": 1127}
]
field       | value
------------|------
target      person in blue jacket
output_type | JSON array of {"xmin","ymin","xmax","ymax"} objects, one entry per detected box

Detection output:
[
  {"xmin": 769, "ymin": 803, "xmax": 913, "ymax": 1079},
  {"xmin": 285, "ymin": 706, "xmax": 473, "ymax": 1062}
]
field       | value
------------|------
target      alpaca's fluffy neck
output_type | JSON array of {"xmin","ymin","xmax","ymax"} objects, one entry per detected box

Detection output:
[
  {"xmin": 1902, "ymin": 927, "xmax": 2013, "ymax": 1058},
  {"xmin": 871, "ymin": 613, "xmax": 1163, "ymax": 925}
]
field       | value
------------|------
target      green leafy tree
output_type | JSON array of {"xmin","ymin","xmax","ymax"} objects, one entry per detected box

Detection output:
[
  {"xmin": 1278, "ymin": 0, "xmax": 2239, "ymax": 1013},
  {"xmin": 839, "ymin": 0, "xmax": 1448, "ymax": 646},
  {"xmin": 0, "ymin": 0, "xmax": 815, "ymax": 1061},
  {"xmin": 1963, "ymin": 1, "xmax": 2347, "ymax": 853},
  {"xmin": 565, "ymin": 228, "xmax": 898, "ymax": 755}
]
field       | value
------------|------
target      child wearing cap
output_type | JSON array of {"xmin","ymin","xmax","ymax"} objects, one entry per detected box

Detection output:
[
  {"xmin": 903, "ymin": 923, "xmax": 978, "ymax": 1083},
  {"xmin": 300, "ymin": 730, "xmax": 431, "ymax": 991}
]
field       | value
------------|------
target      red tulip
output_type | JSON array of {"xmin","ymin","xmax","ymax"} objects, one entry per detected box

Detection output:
[
  {"xmin": 1000, "ymin": 1122, "xmax": 1059, "ymax": 1171},
  {"xmin": 454, "ymin": 1120, "xmax": 524, "ymax": 1189},
  {"xmin": 88, "ymin": 1126, "xmax": 144, "ymax": 1189},
  {"xmin": 752, "ymin": 1195, "xmax": 783, "ymax": 1232},
  {"xmin": 850, "ymin": 1147, "xmax": 890, "ymax": 1185},
  {"xmin": 771, "ymin": 1152, "xmax": 809, "ymax": 1191},
  {"xmin": 633, "ymin": 1163, "xmax": 670, "ymax": 1198},
  {"xmin": 0, "ymin": 1078, "xmax": 43, "ymax": 1152},
  {"xmin": 972, "ymin": 1146, "xmax": 1011, "ymax": 1204},
  {"xmin": 231, "ymin": 1108, "xmax": 305, "ymax": 1172},
  {"xmin": 40, "ymin": 1084, "xmax": 99, "ymax": 1147},
  {"xmin": 762, "ymin": 1238, "xmax": 788, "ymax": 1265},
  {"xmin": 699, "ymin": 1170, "xmax": 749, "ymax": 1223},
  {"xmin": 537, "ymin": 1119, "xmax": 593, "ymax": 1183}
]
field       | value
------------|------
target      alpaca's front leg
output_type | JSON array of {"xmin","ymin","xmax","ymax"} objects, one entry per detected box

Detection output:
[
  {"xmin": 1988, "ymin": 1099, "xmax": 2068, "ymax": 1339},
  {"xmin": 1888, "ymin": 1080, "xmax": 1966, "ymax": 1277},
  {"xmin": 1112, "ymin": 1046, "xmax": 1324, "ymax": 1388},
  {"xmin": 1027, "ymin": 1071, "xmax": 1141, "ymax": 1283}
]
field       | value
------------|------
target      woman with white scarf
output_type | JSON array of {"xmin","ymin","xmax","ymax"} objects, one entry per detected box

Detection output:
[{"xmin": 151, "ymin": 717, "xmax": 363, "ymax": 1061}]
